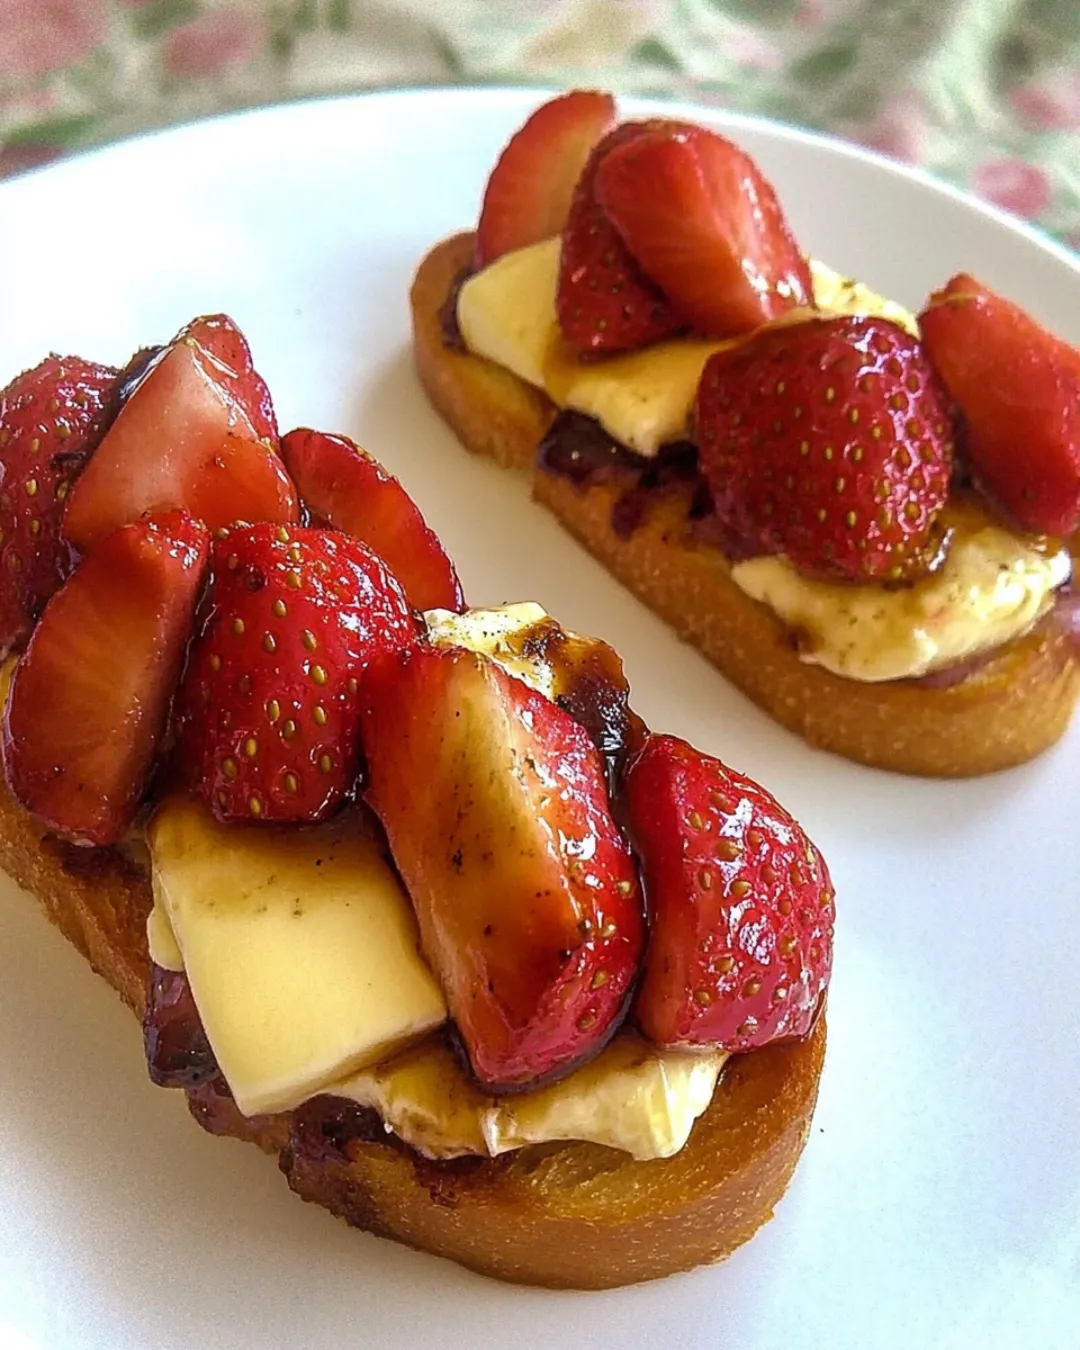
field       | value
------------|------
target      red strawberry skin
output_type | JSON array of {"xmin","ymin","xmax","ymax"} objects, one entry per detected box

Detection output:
[
  {"xmin": 176, "ymin": 523, "xmax": 419, "ymax": 824},
  {"xmin": 557, "ymin": 122, "xmax": 685, "ymax": 357},
  {"xmin": 696, "ymin": 316, "xmax": 955, "ymax": 581},
  {"xmin": 475, "ymin": 90, "xmax": 616, "ymax": 268},
  {"xmin": 2, "ymin": 511, "xmax": 210, "ymax": 846},
  {"xmin": 920, "ymin": 274, "xmax": 1080, "ymax": 537},
  {"xmin": 0, "ymin": 355, "xmax": 118, "ymax": 654},
  {"xmin": 626, "ymin": 734, "xmax": 834, "ymax": 1052},
  {"xmin": 596, "ymin": 125, "xmax": 813, "ymax": 338},
  {"xmin": 361, "ymin": 644, "xmax": 644, "ymax": 1090},
  {"xmin": 63, "ymin": 315, "xmax": 297, "ymax": 553},
  {"xmin": 281, "ymin": 428, "xmax": 464, "ymax": 613}
]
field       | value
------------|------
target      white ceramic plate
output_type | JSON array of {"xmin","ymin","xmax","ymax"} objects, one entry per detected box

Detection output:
[{"xmin": 0, "ymin": 89, "xmax": 1077, "ymax": 1350}]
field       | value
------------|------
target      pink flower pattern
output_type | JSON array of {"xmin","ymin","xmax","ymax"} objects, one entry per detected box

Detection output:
[
  {"xmin": 0, "ymin": 0, "xmax": 106, "ymax": 82},
  {"xmin": 162, "ymin": 10, "xmax": 266, "ymax": 81},
  {"xmin": 0, "ymin": 142, "xmax": 63, "ymax": 176},
  {"xmin": 0, "ymin": 0, "xmax": 1075, "ymax": 252},
  {"xmin": 1010, "ymin": 74, "xmax": 1080, "ymax": 133},
  {"xmin": 854, "ymin": 91, "xmax": 927, "ymax": 165},
  {"xmin": 971, "ymin": 158, "xmax": 1052, "ymax": 220}
]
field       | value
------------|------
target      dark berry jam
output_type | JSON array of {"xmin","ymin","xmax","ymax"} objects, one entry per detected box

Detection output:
[{"xmin": 142, "ymin": 965, "xmax": 218, "ymax": 1088}]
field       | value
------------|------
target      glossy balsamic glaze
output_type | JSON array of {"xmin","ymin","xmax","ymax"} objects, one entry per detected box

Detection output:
[
  {"xmin": 143, "ymin": 964, "xmax": 218, "ymax": 1087},
  {"xmin": 142, "ymin": 620, "xmax": 647, "ymax": 1125},
  {"xmin": 537, "ymin": 410, "xmax": 771, "ymax": 562},
  {"xmin": 438, "ymin": 267, "xmax": 474, "ymax": 351}
]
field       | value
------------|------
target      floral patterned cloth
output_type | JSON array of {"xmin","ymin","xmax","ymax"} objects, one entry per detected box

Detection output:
[{"xmin": 2, "ymin": 0, "xmax": 1079, "ymax": 247}]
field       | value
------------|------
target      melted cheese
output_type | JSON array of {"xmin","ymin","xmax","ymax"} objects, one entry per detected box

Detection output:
[
  {"xmin": 456, "ymin": 238, "xmax": 917, "ymax": 456},
  {"xmin": 457, "ymin": 245, "xmax": 1070, "ymax": 683},
  {"xmin": 424, "ymin": 601, "xmax": 555, "ymax": 696},
  {"xmin": 333, "ymin": 1034, "xmax": 726, "ymax": 1162},
  {"xmin": 142, "ymin": 606, "xmax": 730, "ymax": 1155},
  {"xmin": 732, "ymin": 503, "xmax": 1071, "ymax": 681}
]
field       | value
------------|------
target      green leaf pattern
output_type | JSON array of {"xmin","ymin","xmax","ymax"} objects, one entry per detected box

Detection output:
[{"xmin": 1, "ymin": 0, "xmax": 1079, "ymax": 247}]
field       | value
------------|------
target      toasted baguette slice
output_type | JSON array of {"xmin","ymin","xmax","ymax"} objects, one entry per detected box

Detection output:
[
  {"xmin": 412, "ymin": 232, "xmax": 1080, "ymax": 778},
  {"xmin": 0, "ymin": 772, "xmax": 825, "ymax": 1289}
]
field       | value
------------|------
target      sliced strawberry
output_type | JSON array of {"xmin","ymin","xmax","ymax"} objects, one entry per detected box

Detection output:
[
  {"xmin": 175, "ymin": 523, "xmax": 419, "ymax": 824},
  {"xmin": 556, "ymin": 122, "xmax": 685, "ymax": 356},
  {"xmin": 281, "ymin": 428, "xmax": 464, "ymax": 613},
  {"xmin": 475, "ymin": 90, "xmax": 617, "ymax": 268},
  {"xmin": 2, "ymin": 511, "xmax": 210, "ymax": 846},
  {"xmin": 626, "ymin": 734, "xmax": 833, "ymax": 1052},
  {"xmin": 919, "ymin": 274, "xmax": 1080, "ymax": 537},
  {"xmin": 595, "ymin": 125, "xmax": 813, "ymax": 338},
  {"xmin": 0, "ymin": 355, "xmax": 119, "ymax": 654},
  {"xmin": 63, "ymin": 315, "xmax": 297, "ymax": 553},
  {"xmin": 696, "ymin": 315, "xmax": 955, "ymax": 581},
  {"xmin": 361, "ymin": 644, "xmax": 644, "ymax": 1091},
  {"xmin": 186, "ymin": 314, "xmax": 278, "ymax": 444}
]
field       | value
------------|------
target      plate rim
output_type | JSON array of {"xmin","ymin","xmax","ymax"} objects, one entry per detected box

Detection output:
[{"xmin": 3, "ymin": 83, "xmax": 1079, "ymax": 285}]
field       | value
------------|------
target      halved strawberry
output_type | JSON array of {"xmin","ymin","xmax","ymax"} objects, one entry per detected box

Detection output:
[
  {"xmin": 63, "ymin": 315, "xmax": 297, "ymax": 553},
  {"xmin": 175, "ymin": 523, "xmax": 419, "ymax": 824},
  {"xmin": 696, "ymin": 315, "xmax": 955, "ymax": 581},
  {"xmin": 556, "ymin": 122, "xmax": 684, "ymax": 356},
  {"xmin": 475, "ymin": 90, "xmax": 616, "ymax": 268},
  {"xmin": 626, "ymin": 734, "xmax": 833, "ymax": 1052},
  {"xmin": 920, "ymin": 274, "xmax": 1080, "ymax": 537},
  {"xmin": 281, "ymin": 428, "xmax": 464, "ymax": 613},
  {"xmin": 361, "ymin": 644, "xmax": 644, "ymax": 1090},
  {"xmin": 2, "ymin": 511, "xmax": 210, "ymax": 846},
  {"xmin": 0, "ymin": 355, "xmax": 119, "ymax": 654},
  {"xmin": 595, "ymin": 125, "xmax": 814, "ymax": 338}
]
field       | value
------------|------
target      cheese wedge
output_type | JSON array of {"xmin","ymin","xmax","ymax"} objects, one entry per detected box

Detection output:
[{"xmin": 147, "ymin": 795, "xmax": 447, "ymax": 1116}]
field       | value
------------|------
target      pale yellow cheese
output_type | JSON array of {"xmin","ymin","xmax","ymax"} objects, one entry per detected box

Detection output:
[
  {"xmin": 456, "ymin": 238, "xmax": 918, "ymax": 456},
  {"xmin": 424, "ymin": 602, "xmax": 555, "ymax": 697},
  {"xmin": 333, "ymin": 1034, "xmax": 727, "ymax": 1162},
  {"xmin": 458, "ymin": 244, "xmax": 1072, "ymax": 684},
  {"xmin": 732, "ymin": 507, "xmax": 1072, "ymax": 682},
  {"xmin": 146, "ymin": 898, "xmax": 184, "ymax": 972},
  {"xmin": 147, "ymin": 795, "xmax": 447, "ymax": 1116},
  {"xmin": 809, "ymin": 258, "xmax": 919, "ymax": 335}
]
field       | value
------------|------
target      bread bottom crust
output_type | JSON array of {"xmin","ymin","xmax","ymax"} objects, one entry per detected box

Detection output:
[
  {"xmin": 412, "ymin": 231, "xmax": 1080, "ymax": 777},
  {"xmin": 0, "ymin": 774, "xmax": 825, "ymax": 1288}
]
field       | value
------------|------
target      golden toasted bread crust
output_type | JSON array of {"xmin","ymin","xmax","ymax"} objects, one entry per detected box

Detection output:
[
  {"xmin": 0, "ymin": 769, "xmax": 825, "ymax": 1288},
  {"xmin": 412, "ymin": 232, "xmax": 1080, "ymax": 777}
]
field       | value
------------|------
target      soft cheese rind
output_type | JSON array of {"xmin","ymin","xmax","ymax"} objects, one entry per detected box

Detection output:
[{"xmin": 732, "ymin": 509, "xmax": 1071, "ymax": 682}]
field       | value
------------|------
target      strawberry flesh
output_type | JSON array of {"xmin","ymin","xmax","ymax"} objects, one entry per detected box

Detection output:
[
  {"xmin": 919, "ymin": 274, "xmax": 1080, "ymax": 537},
  {"xmin": 63, "ymin": 315, "xmax": 297, "ymax": 553},
  {"xmin": 0, "ymin": 355, "xmax": 119, "ymax": 654},
  {"xmin": 281, "ymin": 428, "xmax": 464, "ymax": 613},
  {"xmin": 626, "ymin": 733, "xmax": 833, "ymax": 1052},
  {"xmin": 361, "ymin": 644, "xmax": 645, "ymax": 1091},
  {"xmin": 596, "ymin": 125, "xmax": 814, "ymax": 337},
  {"xmin": 476, "ymin": 90, "xmax": 616, "ymax": 268},
  {"xmin": 696, "ymin": 315, "xmax": 954, "ymax": 581},
  {"xmin": 556, "ymin": 122, "xmax": 685, "ymax": 356},
  {"xmin": 186, "ymin": 313, "xmax": 278, "ymax": 444},
  {"xmin": 2, "ymin": 511, "xmax": 210, "ymax": 846},
  {"xmin": 176, "ymin": 523, "xmax": 419, "ymax": 824}
]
